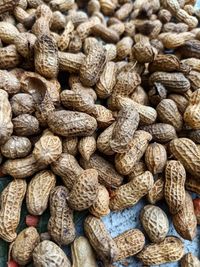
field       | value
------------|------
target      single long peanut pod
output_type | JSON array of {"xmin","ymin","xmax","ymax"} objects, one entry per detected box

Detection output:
[
  {"xmin": 97, "ymin": 123, "xmax": 115, "ymax": 155},
  {"xmin": 145, "ymin": 143, "xmax": 167, "ymax": 175},
  {"xmin": 110, "ymin": 104, "xmax": 139, "ymax": 153},
  {"xmin": 72, "ymin": 236, "xmax": 97, "ymax": 267},
  {"xmin": 149, "ymin": 54, "xmax": 181, "ymax": 73},
  {"xmin": 147, "ymin": 176, "xmax": 165, "ymax": 204},
  {"xmin": 165, "ymin": 160, "xmax": 186, "ymax": 214},
  {"xmin": 173, "ymin": 192, "xmax": 197, "ymax": 240},
  {"xmin": 12, "ymin": 227, "xmax": 40, "ymax": 265},
  {"xmin": 89, "ymin": 184, "xmax": 110, "ymax": 217},
  {"xmin": 80, "ymin": 42, "xmax": 106, "ymax": 86},
  {"xmin": 33, "ymin": 130, "xmax": 62, "ymax": 165},
  {"xmin": 141, "ymin": 123, "xmax": 177, "ymax": 143},
  {"xmin": 84, "ymin": 215, "xmax": 119, "ymax": 263},
  {"xmin": 157, "ymin": 99, "xmax": 183, "ymax": 132},
  {"xmin": 141, "ymin": 205, "xmax": 169, "ymax": 243},
  {"xmin": 170, "ymin": 138, "xmax": 200, "ymax": 178},
  {"xmin": 0, "ymin": 89, "xmax": 13, "ymax": 145},
  {"xmin": 181, "ymin": 253, "xmax": 200, "ymax": 267},
  {"xmin": 62, "ymin": 137, "xmax": 78, "ymax": 156},
  {"xmin": 0, "ymin": 179, "xmax": 27, "ymax": 242},
  {"xmin": 48, "ymin": 186, "xmax": 75, "ymax": 246},
  {"xmin": 60, "ymin": 89, "xmax": 97, "ymax": 116},
  {"xmin": 26, "ymin": 170, "xmax": 56, "ymax": 215},
  {"xmin": 80, "ymin": 153, "xmax": 123, "ymax": 188},
  {"xmin": 113, "ymin": 229, "xmax": 145, "ymax": 261},
  {"xmin": 137, "ymin": 236, "xmax": 184, "ymax": 265},
  {"xmin": 110, "ymin": 171, "xmax": 154, "ymax": 211},
  {"xmin": 115, "ymin": 131, "xmax": 152, "ymax": 175},
  {"xmin": 51, "ymin": 153, "xmax": 83, "ymax": 190},
  {"xmin": 68, "ymin": 169, "xmax": 99, "ymax": 211},
  {"xmin": 34, "ymin": 34, "xmax": 58, "ymax": 79},
  {"xmin": 78, "ymin": 135, "xmax": 96, "ymax": 161},
  {"xmin": 91, "ymin": 23, "xmax": 119, "ymax": 43},
  {"xmin": 95, "ymin": 61, "xmax": 117, "ymax": 99},
  {"xmin": 33, "ymin": 240, "xmax": 71, "ymax": 267},
  {"xmin": 2, "ymin": 155, "xmax": 46, "ymax": 179},
  {"xmin": 1, "ymin": 136, "xmax": 31, "ymax": 159},
  {"xmin": 59, "ymin": 52, "xmax": 86, "ymax": 73},
  {"xmin": 48, "ymin": 110, "xmax": 97, "ymax": 137}
]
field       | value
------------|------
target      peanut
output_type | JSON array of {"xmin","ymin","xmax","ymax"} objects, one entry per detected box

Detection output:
[
  {"xmin": 147, "ymin": 176, "xmax": 165, "ymax": 204},
  {"xmin": 62, "ymin": 137, "xmax": 78, "ymax": 156},
  {"xmin": 78, "ymin": 135, "xmax": 96, "ymax": 161},
  {"xmin": 184, "ymin": 89, "xmax": 200, "ymax": 129},
  {"xmin": 181, "ymin": 253, "xmax": 200, "ymax": 267}
]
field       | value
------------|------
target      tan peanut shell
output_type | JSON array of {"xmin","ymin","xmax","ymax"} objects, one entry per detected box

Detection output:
[
  {"xmin": 89, "ymin": 184, "xmax": 110, "ymax": 217},
  {"xmin": 110, "ymin": 171, "xmax": 154, "ymax": 211},
  {"xmin": 147, "ymin": 176, "xmax": 165, "ymax": 204},
  {"xmin": 130, "ymin": 85, "xmax": 149, "ymax": 106},
  {"xmin": 110, "ymin": 104, "xmax": 139, "ymax": 153},
  {"xmin": 185, "ymin": 177, "xmax": 200, "ymax": 194},
  {"xmin": 168, "ymin": 94, "xmax": 188, "ymax": 114},
  {"xmin": 26, "ymin": 170, "xmax": 56, "ymax": 215},
  {"xmin": 145, "ymin": 143, "xmax": 167, "ymax": 174},
  {"xmin": 12, "ymin": 227, "xmax": 40, "ymax": 265},
  {"xmin": 58, "ymin": 52, "xmax": 85, "ymax": 73},
  {"xmin": 2, "ymin": 155, "xmax": 46, "ymax": 179},
  {"xmin": 48, "ymin": 186, "xmax": 75, "ymax": 245},
  {"xmin": 165, "ymin": 160, "xmax": 186, "ymax": 214},
  {"xmin": 156, "ymin": 99, "xmax": 183, "ymax": 131},
  {"xmin": 149, "ymin": 54, "xmax": 181, "ymax": 73},
  {"xmin": 132, "ymin": 41, "xmax": 156, "ymax": 63},
  {"xmin": 170, "ymin": 138, "xmax": 200, "ymax": 177},
  {"xmin": 93, "ymin": 104, "xmax": 115, "ymax": 128},
  {"xmin": 141, "ymin": 205, "xmax": 169, "ymax": 243},
  {"xmin": 34, "ymin": 34, "xmax": 58, "ymax": 79},
  {"xmin": 97, "ymin": 123, "xmax": 115, "ymax": 155},
  {"xmin": 127, "ymin": 161, "xmax": 147, "ymax": 181},
  {"xmin": 80, "ymin": 42, "xmax": 106, "ymax": 86},
  {"xmin": 62, "ymin": 137, "xmax": 78, "ymax": 156},
  {"xmin": 113, "ymin": 229, "xmax": 145, "ymax": 261},
  {"xmin": 181, "ymin": 253, "xmax": 200, "ymax": 267},
  {"xmin": 0, "ymin": 0, "xmax": 19, "ymax": 14},
  {"xmin": 1, "ymin": 136, "xmax": 32, "ymax": 159},
  {"xmin": 84, "ymin": 215, "xmax": 119, "ymax": 263},
  {"xmin": 137, "ymin": 236, "xmax": 184, "ymax": 265},
  {"xmin": 95, "ymin": 61, "xmax": 117, "ymax": 99},
  {"xmin": 184, "ymin": 89, "xmax": 200, "ymax": 129},
  {"xmin": 51, "ymin": 153, "xmax": 83, "ymax": 190},
  {"xmin": 78, "ymin": 135, "xmax": 96, "ymax": 161},
  {"xmin": 68, "ymin": 169, "xmax": 99, "ymax": 211},
  {"xmin": 13, "ymin": 114, "xmax": 40, "ymax": 136},
  {"xmin": 141, "ymin": 123, "xmax": 177, "ymax": 143},
  {"xmin": 0, "ymin": 70, "xmax": 20, "ymax": 95},
  {"xmin": 173, "ymin": 191, "xmax": 197, "ymax": 240},
  {"xmin": 0, "ymin": 179, "xmax": 27, "ymax": 242},
  {"xmin": 0, "ymin": 89, "xmax": 13, "ymax": 145},
  {"xmin": 48, "ymin": 110, "xmax": 97, "ymax": 137},
  {"xmin": 80, "ymin": 153, "xmax": 123, "ymax": 188},
  {"xmin": 10, "ymin": 93, "xmax": 35, "ymax": 116},
  {"xmin": 72, "ymin": 236, "xmax": 97, "ymax": 267},
  {"xmin": 115, "ymin": 130, "xmax": 152, "ymax": 175},
  {"xmin": 33, "ymin": 130, "xmax": 62, "ymax": 165},
  {"xmin": 33, "ymin": 240, "xmax": 71, "ymax": 267},
  {"xmin": 0, "ymin": 45, "xmax": 21, "ymax": 69}
]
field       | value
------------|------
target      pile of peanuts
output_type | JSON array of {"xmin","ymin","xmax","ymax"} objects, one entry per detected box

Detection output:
[{"xmin": 1, "ymin": 0, "xmax": 200, "ymax": 266}]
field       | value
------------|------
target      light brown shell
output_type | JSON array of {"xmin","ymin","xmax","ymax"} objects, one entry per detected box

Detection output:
[
  {"xmin": 115, "ymin": 130, "xmax": 152, "ymax": 175},
  {"xmin": 62, "ymin": 137, "xmax": 78, "ymax": 156},
  {"xmin": 33, "ymin": 240, "xmax": 71, "ymax": 267},
  {"xmin": 170, "ymin": 138, "xmax": 200, "ymax": 178},
  {"xmin": 78, "ymin": 135, "xmax": 96, "ymax": 161},
  {"xmin": 97, "ymin": 123, "xmax": 115, "ymax": 155},
  {"xmin": 164, "ymin": 160, "xmax": 186, "ymax": 214},
  {"xmin": 127, "ymin": 161, "xmax": 147, "ymax": 181},
  {"xmin": 113, "ymin": 229, "xmax": 145, "ymax": 261},
  {"xmin": 184, "ymin": 89, "xmax": 200, "ymax": 129},
  {"xmin": 140, "ymin": 205, "xmax": 169, "ymax": 243},
  {"xmin": 33, "ymin": 130, "xmax": 62, "ymax": 165},
  {"xmin": 84, "ymin": 215, "xmax": 119, "ymax": 263},
  {"xmin": 181, "ymin": 253, "xmax": 200, "ymax": 267},
  {"xmin": 1, "ymin": 136, "xmax": 32, "ymax": 159},
  {"xmin": 68, "ymin": 169, "xmax": 99, "ymax": 211},
  {"xmin": 173, "ymin": 191, "xmax": 197, "ymax": 240},
  {"xmin": 13, "ymin": 114, "xmax": 40, "ymax": 136},
  {"xmin": 89, "ymin": 184, "xmax": 110, "ymax": 217},
  {"xmin": 0, "ymin": 179, "xmax": 27, "ymax": 242},
  {"xmin": 71, "ymin": 236, "xmax": 97, "ymax": 267},
  {"xmin": 0, "ymin": 89, "xmax": 13, "ymax": 145},
  {"xmin": 0, "ymin": 70, "xmax": 20, "ymax": 95},
  {"xmin": 48, "ymin": 186, "xmax": 75, "ymax": 245},
  {"xmin": 80, "ymin": 153, "xmax": 123, "ymax": 188},
  {"xmin": 47, "ymin": 110, "xmax": 97, "ymax": 137},
  {"xmin": 147, "ymin": 176, "xmax": 165, "ymax": 204},
  {"xmin": 12, "ymin": 227, "xmax": 40, "ymax": 265},
  {"xmin": 110, "ymin": 171, "xmax": 154, "ymax": 211},
  {"xmin": 51, "ymin": 153, "xmax": 83, "ymax": 190},
  {"xmin": 145, "ymin": 142, "xmax": 167, "ymax": 174},
  {"xmin": 10, "ymin": 93, "xmax": 35, "ymax": 116},
  {"xmin": 26, "ymin": 170, "xmax": 56, "ymax": 215},
  {"xmin": 137, "ymin": 236, "xmax": 184, "ymax": 265}
]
